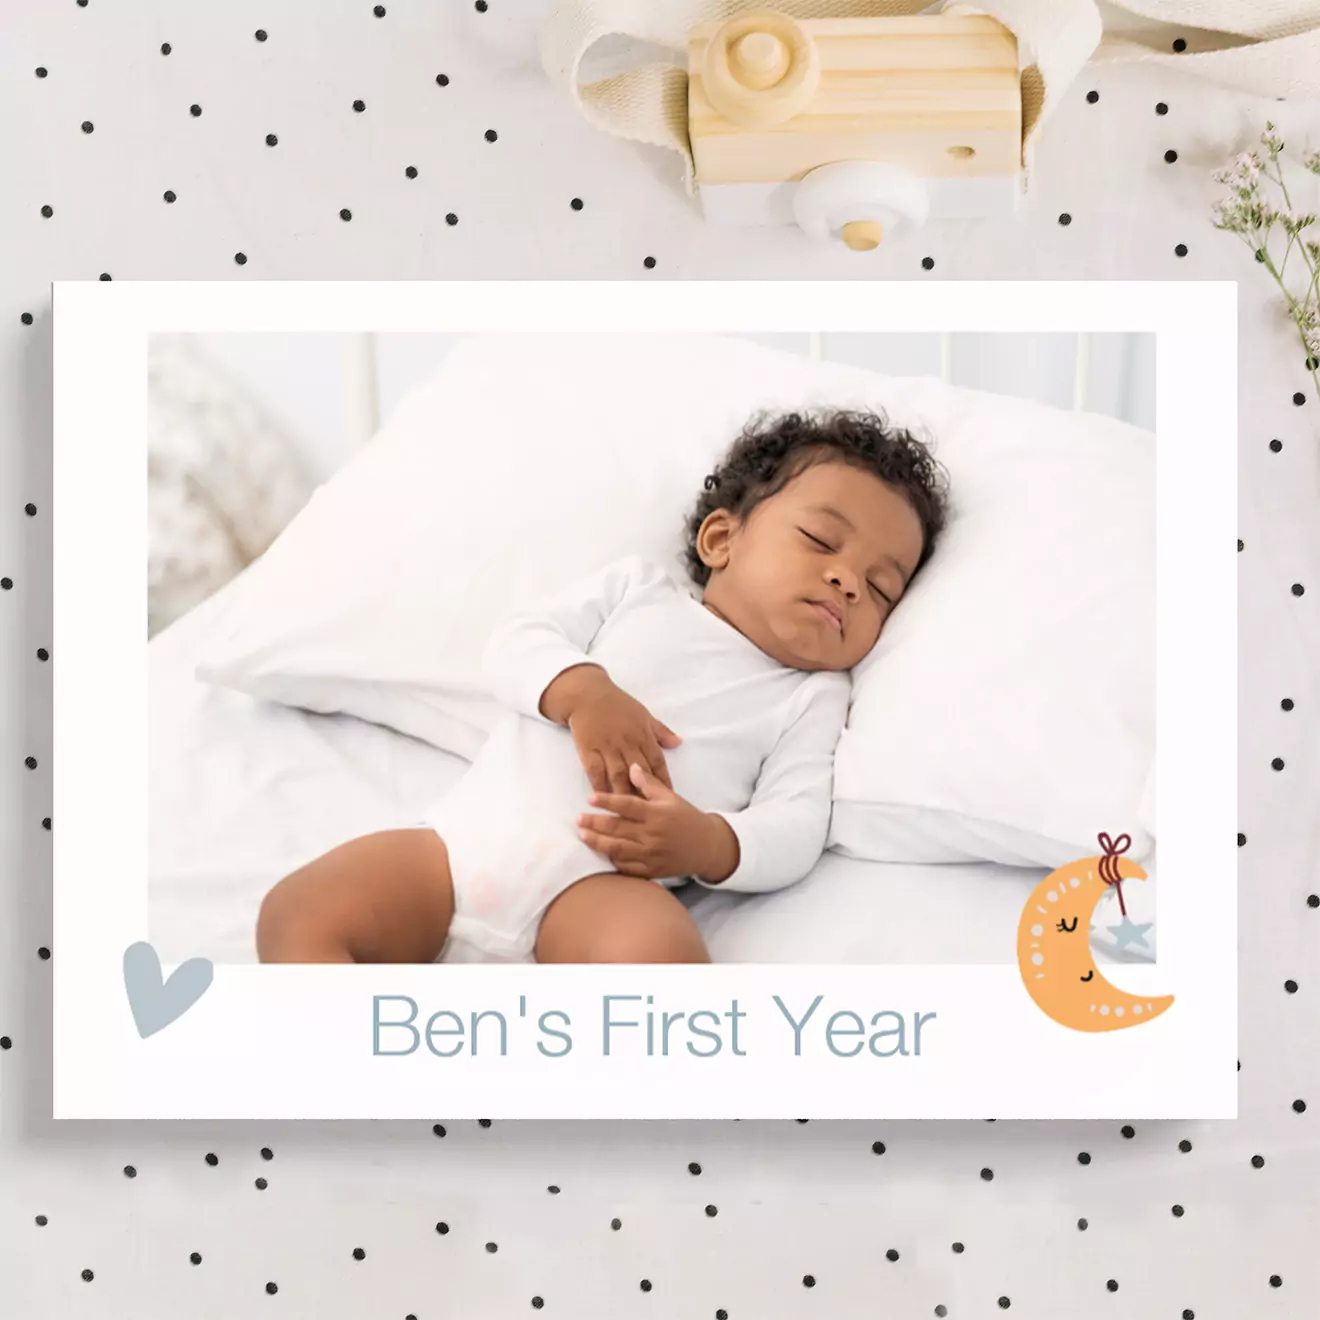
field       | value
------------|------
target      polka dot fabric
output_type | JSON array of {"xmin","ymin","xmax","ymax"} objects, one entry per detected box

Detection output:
[{"xmin": 3, "ymin": 6, "xmax": 1317, "ymax": 1318}]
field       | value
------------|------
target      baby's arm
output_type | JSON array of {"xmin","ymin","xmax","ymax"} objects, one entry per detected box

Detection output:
[
  {"xmin": 481, "ymin": 553, "xmax": 665, "ymax": 722},
  {"xmin": 695, "ymin": 673, "xmax": 852, "ymax": 894}
]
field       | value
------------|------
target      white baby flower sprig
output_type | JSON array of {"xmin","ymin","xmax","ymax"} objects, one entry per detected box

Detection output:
[{"xmin": 1211, "ymin": 122, "xmax": 1320, "ymax": 408}]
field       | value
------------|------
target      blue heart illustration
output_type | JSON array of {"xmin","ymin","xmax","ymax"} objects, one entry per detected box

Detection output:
[{"xmin": 123, "ymin": 941, "xmax": 213, "ymax": 1038}]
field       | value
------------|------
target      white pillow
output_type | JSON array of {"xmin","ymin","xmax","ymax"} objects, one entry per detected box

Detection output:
[{"xmin": 194, "ymin": 332, "xmax": 1153, "ymax": 867}]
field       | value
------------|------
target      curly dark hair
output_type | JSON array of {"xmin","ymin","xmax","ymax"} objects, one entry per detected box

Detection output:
[{"xmin": 682, "ymin": 406, "xmax": 952, "ymax": 589}]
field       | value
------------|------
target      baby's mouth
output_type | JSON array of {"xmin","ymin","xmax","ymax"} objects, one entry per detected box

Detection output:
[{"xmin": 806, "ymin": 600, "xmax": 843, "ymax": 635}]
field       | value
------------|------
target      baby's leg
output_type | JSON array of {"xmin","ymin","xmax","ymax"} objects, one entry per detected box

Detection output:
[
  {"xmin": 534, "ymin": 873, "xmax": 710, "ymax": 964},
  {"xmin": 257, "ymin": 828, "xmax": 454, "ymax": 964}
]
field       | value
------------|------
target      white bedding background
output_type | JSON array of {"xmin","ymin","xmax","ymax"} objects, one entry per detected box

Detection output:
[{"xmin": 3, "ymin": 4, "xmax": 1318, "ymax": 1320}]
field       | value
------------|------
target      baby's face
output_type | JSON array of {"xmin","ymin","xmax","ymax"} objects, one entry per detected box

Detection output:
[{"xmin": 700, "ymin": 460, "xmax": 925, "ymax": 672}]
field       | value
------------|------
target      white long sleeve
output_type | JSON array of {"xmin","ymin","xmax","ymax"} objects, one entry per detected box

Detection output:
[
  {"xmin": 698, "ymin": 671, "xmax": 851, "ymax": 894},
  {"xmin": 481, "ymin": 554, "xmax": 665, "ymax": 724}
]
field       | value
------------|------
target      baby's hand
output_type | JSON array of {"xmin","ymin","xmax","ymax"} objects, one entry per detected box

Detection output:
[
  {"xmin": 563, "ymin": 680, "xmax": 682, "ymax": 797},
  {"xmin": 576, "ymin": 763, "xmax": 737, "ymax": 882}
]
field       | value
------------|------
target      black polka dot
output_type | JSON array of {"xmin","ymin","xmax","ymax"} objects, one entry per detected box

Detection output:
[
  {"xmin": 484, "ymin": 129, "xmax": 498, "ymax": 142},
  {"xmin": 36, "ymin": 67, "xmax": 47, "ymax": 78},
  {"xmin": 803, "ymin": 1275, "xmax": 816, "ymax": 1288},
  {"xmin": 981, "ymin": 1167, "xmax": 994, "ymax": 1181},
  {"xmin": 189, "ymin": 104, "xmax": 202, "ymax": 117},
  {"xmin": 445, "ymin": 213, "xmax": 458, "ymax": 226},
  {"xmin": 265, "ymin": 1282, "xmax": 278, "ymax": 1295},
  {"xmin": 1179, "ymin": 1139, "xmax": 1192, "ymax": 1152},
  {"xmin": 190, "ymin": 1252, "xmax": 202, "ymax": 1265},
  {"xmin": 2, "ymin": 579, "xmax": 13, "ymax": 590},
  {"xmin": 1058, "ymin": 213, "xmax": 1071, "ymax": 226},
  {"xmin": 935, "ymin": 1308, "xmax": 948, "ymax": 1318},
  {"xmin": 234, "ymin": 253, "xmax": 247, "ymax": 266},
  {"xmin": 886, "ymin": 1248, "xmax": 899, "ymax": 1261},
  {"xmin": 25, "ymin": 757, "xmax": 37, "ymax": 769},
  {"xmin": 163, "ymin": 190, "xmax": 176, "ymax": 203},
  {"xmin": 1273, "ymin": 757, "xmax": 1285, "ymax": 770},
  {"xmin": 123, "ymin": 1165, "xmax": 136, "ymax": 1178},
  {"xmin": 610, "ymin": 1218, "xmax": 621, "ymax": 1230},
  {"xmin": 998, "ymin": 1297, "xmax": 1011, "ymax": 1309},
  {"xmin": 1239, "ymin": 539, "xmax": 1244, "ymax": 551},
  {"xmin": 42, "ymin": 818, "xmax": 50, "ymax": 830},
  {"xmin": 160, "ymin": 43, "xmax": 171, "ymax": 55},
  {"xmin": 1308, "ymin": 896, "xmax": 1319, "ymax": 909},
  {"xmin": 485, "ymin": 1242, "xmax": 498, "ymax": 1253},
  {"xmin": 255, "ymin": 30, "xmax": 267, "ymax": 42},
  {"xmin": 261, "ymin": 1147, "xmax": 274, "ymax": 1159},
  {"xmin": 643, "ymin": 256, "xmax": 657, "ymax": 269},
  {"xmin": 705, "ymin": 1204, "xmax": 718, "ymax": 1217},
  {"xmin": 25, "ymin": 503, "xmax": 36, "ymax": 516},
  {"xmin": 1172, "ymin": 1204, "xmax": 1184, "ymax": 1217},
  {"xmin": 922, "ymin": 256, "xmax": 935, "ymax": 270},
  {"xmin": 1, "ymin": 1037, "xmax": 12, "ymax": 1049},
  {"xmin": 374, "ymin": 4, "xmax": 386, "ymax": 14},
  {"xmin": 1086, "ymin": 90, "xmax": 1098, "ymax": 103},
  {"xmin": 1285, "ymin": 980, "xmax": 1298, "ymax": 993},
  {"xmin": 478, "ymin": 1119, "xmax": 492, "ymax": 1128},
  {"xmin": 1164, "ymin": 149, "xmax": 1178, "ymax": 163},
  {"xmin": 35, "ymin": 1215, "xmax": 47, "ymax": 1226},
  {"xmin": 352, "ymin": 1247, "xmax": 365, "ymax": 1260},
  {"xmin": 1293, "ymin": 392, "xmax": 1306, "ymax": 406},
  {"xmin": 340, "ymin": 208, "xmax": 352, "ymax": 221},
  {"xmin": 1077, "ymin": 1218, "xmax": 1089, "ymax": 1230},
  {"xmin": 100, "ymin": 272, "xmax": 111, "ymax": 280},
  {"xmin": 81, "ymin": 121, "xmax": 93, "ymax": 133},
  {"xmin": 41, "ymin": 205, "xmax": 53, "ymax": 218},
  {"xmin": 1173, "ymin": 37, "xmax": 1187, "ymax": 51},
  {"xmin": 255, "ymin": 1177, "xmax": 268, "ymax": 1190},
  {"xmin": 1269, "ymin": 1275, "xmax": 1282, "ymax": 1288},
  {"xmin": 1077, "ymin": 1151, "xmax": 1091, "ymax": 1165},
  {"xmin": 547, "ymin": 1185, "xmax": 560, "ymax": 1195},
  {"xmin": 872, "ymin": 1141, "xmax": 886, "ymax": 1155},
  {"xmin": 38, "ymin": 947, "xmax": 50, "ymax": 960},
  {"xmin": 21, "ymin": 313, "xmax": 33, "ymax": 325},
  {"xmin": 436, "ymin": 73, "xmax": 450, "ymax": 86},
  {"xmin": 405, "ymin": 166, "xmax": 418, "ymax": 178},
  {"xmin": 1238, "ymin": 833, "xmax": 1246, "ymax": 846},
  {"xmin": 1292, "ymin": 584, "xmax": 1305, "ymax": 596},
  {"xmin": 1293, "ymin": 1099, "xmax": 1307, "ymax": 1112},
  {"xmin": 952, "ymin": 1242, "xmax": 965, "ymax": 1252},
  {"xmin": 532, "ymin": 1299, "xmax": 544, "ymax": 1310},
  {"xmin": 476, "ymin": 0, "xmax": 488, "ymax": 9},
  {"xmin": 688, "ymin": 1162, "xmax": 702, "ymax": 1175},
  {"xmin": 1270, "ymin": 438, "xmax": 1283, "ymax": 452},
  {"xmin": 1175, "ymin": 244, "xmax": 1188, "ymax": 257},
  {"xmin": 1252, "ymin": 1155, "xmax": 1265, "ymax": 1167},
  {"xmin": 1282, "ymin": 698, "xmax": 1295, "ymax": 710},
  {"xmin": 81, "ymin": 1269, "xmax": 93, "ymax": 1282},
  {"xmin": 639, "ymin": 1280, "xmax": 652, "ymax": 1292},
  {"xmin": 353, "ymin": 99, "xmax": 366, "ymax": 112},
  {"xmin": 1183, "ymin": 1311, "xmax": 1195, "ymax": 1319},
  {"xmin": 205, "ymin": 1152, "xmax": 218, "ymax": 1166},
  {"xmin": 571, "ymin": 197, "xmax": 584, "ymax": 210},
  {"xmin": 1120, "ymin": 1125, "xmax": 1134, "ymax": 1138},
  {"xmin": 1106, "ymin": 1280, "xmax": 1119, "ymax": 1293},
  {"xmin": 1156, "ymin": 101, "xmax": 1168, "ymax": 114},
  {"xmin": 435, "ymin": 1222, "xmax": 449, "ymax": 1234},
  {"xmin": 266, "ymin": 134, "xmax": 278, "ymax": 146}
]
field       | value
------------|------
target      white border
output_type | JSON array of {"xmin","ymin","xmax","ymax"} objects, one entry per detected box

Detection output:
[{"xmin": 52, "ymin": 281, "xmax": 1236, "ymax": 1120}]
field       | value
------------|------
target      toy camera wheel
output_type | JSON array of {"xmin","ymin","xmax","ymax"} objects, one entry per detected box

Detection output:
[
  {"xmin": 702, "ymin": 11, "xmax": 820, "ymax": 130},
  {"xmin": 792, "ymin": 160, "xmax": 931, "ymax": 248}
]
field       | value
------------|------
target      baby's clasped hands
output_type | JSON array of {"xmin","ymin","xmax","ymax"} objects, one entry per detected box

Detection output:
[{"xmin": 578, "ymin": 762, "xmax": 739, "ymax": 884}]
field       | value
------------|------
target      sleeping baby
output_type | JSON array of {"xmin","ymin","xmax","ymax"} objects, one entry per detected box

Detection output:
[{"xmin": 256, "ymin": 406, "xmax": 950, "ymax": 964}]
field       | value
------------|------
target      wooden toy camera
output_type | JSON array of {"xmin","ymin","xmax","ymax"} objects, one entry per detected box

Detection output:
[{"xmin": 687, "ymin": 9, "xmax": 1022, "ymax": 248}]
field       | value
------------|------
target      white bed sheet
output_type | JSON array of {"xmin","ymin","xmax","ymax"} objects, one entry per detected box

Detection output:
[{"xmin": 149, "ymin": 581, "xmax": 1156, "ymax": 968}]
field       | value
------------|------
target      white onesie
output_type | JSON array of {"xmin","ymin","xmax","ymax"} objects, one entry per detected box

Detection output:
[{"xmin": 421, "ymin": 553, "xmax": 851, "ymax": 963}]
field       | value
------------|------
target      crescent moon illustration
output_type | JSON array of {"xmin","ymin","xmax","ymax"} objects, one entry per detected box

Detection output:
[{"xmin": 1017, "ymin": 832, "xmax": 1174, "ymax": 1033}]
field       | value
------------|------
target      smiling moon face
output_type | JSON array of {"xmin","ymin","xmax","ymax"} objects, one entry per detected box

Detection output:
[{"xmin": 1017, "ymin": 849, "xmax": 1174, "ymax": 1033}]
